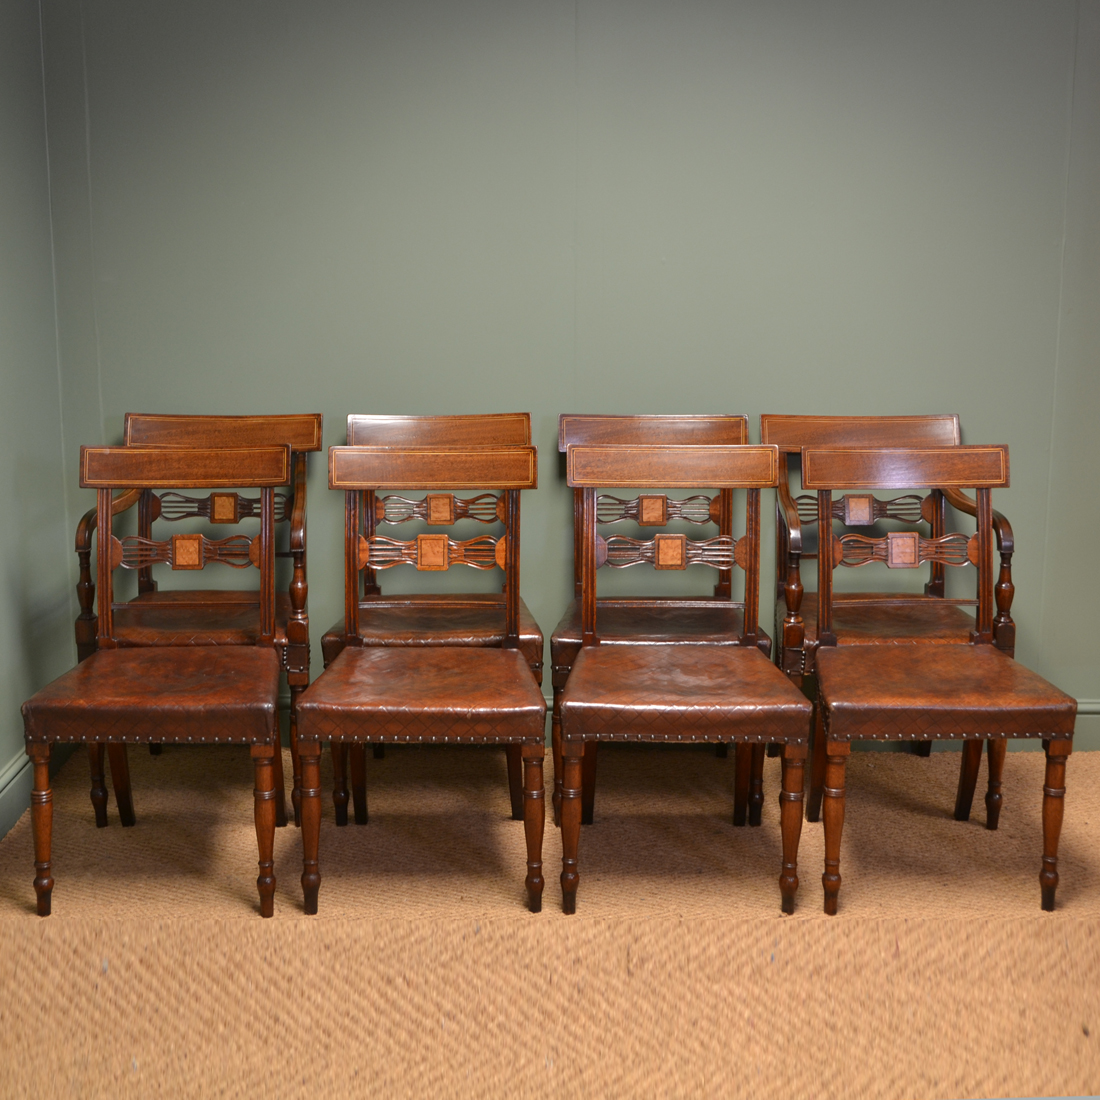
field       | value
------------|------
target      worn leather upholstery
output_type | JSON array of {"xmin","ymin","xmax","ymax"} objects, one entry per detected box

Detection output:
[
  {"xmin": 22, "ymin": 647, "xmax": 279, "ymax": 744},
  {"xmin": 559, "ymin": 644, "xmax": 812, "ymax": 745},
  {"xmin": 112, "ymin": 591, "xmax": 292, "ymax": 649},
  {"xmin": 321, "ymin": 595, "xmax": 543, "ymax": 679},
  {"xmin": 298, "ymin": 646, "xmax": 546, "ymax": 744},
  {"xmin": 816, "ymin": 645, "xmax": 1077, "ymax": 741}
]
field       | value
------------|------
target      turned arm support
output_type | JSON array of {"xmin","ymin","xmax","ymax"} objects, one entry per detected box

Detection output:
[
  {"xmin": 286, "ymin": 452, "xmax": 310, "ymax": 675},
  {"xmin": 941, "ymin": 486, "xmax": 1015, "ymax": 652},
  {"xmin": 776, "ymin": 472, "xmax": 805, "ymax": 656}
]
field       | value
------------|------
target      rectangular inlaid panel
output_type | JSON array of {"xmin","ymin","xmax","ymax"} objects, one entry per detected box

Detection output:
[
  {"xmin": 653, "ymin": 534, "xmax": 687, "ymax": 569},
  {"xmin": 637, "ymin": 495, "xmax": 668, "ymax": 526},
  {"xmin": 81, "ymin": 446, "xmax": 291, "ymax": 489},
  {"xmin": 886, "ymin": 531, "xmax": 920, "ymax": 568},
  {"xmin": 329, "ymin": 446, "xmax": 538, "ymax": 490},
  {"xmin": 426, "ymin": 494, "xmax": 456, "ymax": 525},
  {"xmin": 346, "ymin": 413, "xmax": 530, "ymax": 448},
  {"xmin": 210, "ymin": 492, "xmax": 240, "ymax": 523},
  {"xmin": 124, "ymin": 414, "xmax": 322, "ymax": 451},
  {"xmin": 559, "ymin": 414, "xmax": 748, "ymax": 451},
  {"xmin": 801, "ymin": 446, "xmax": 1009, "ymax": 490},
  {"xmin": 842, "ymin": 494, "xmax": 875, "ymax": 526},
  {"xmin": 760, "ymin": 414, "xmax": 960, "ymax": 449},
  {"xmin": 566, "ymin": 445, "xmax": 778, "ymax": 489},
  {"xmin": 416, "ymin": 534, "xmax": 450, "ymax": 570},
  {"xmin": 171, "ymin": 533, "xmax": 204, "ymax": 569}
]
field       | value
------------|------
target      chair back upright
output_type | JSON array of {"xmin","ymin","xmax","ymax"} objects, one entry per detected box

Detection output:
[
  {"xmin": 800, "ymin": 444, "xmax": 1010, "ymax": 647},
  {"xmin": 79, "ymin": 446, "xmax": 292, "ymax": 647},
  {"xmin": 565, "ymin": 443, "xmax": 780, "ymax": 648},
  {"xmin": 559, "ymin": 415, "xmax": 749, "ymax": 599},
  {"xmin": 329, "ymin": 441, "xmax": 539, "ymax": 647}
]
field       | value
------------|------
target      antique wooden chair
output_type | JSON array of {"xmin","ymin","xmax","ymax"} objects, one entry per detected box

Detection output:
[
  {"xmin": 761, "ymin": 414, "xmax": 1016, "ymax": 682},
  {"xmin": 557, "ymin": 443, "xmax": 813, "ymax": 914},
  {"xmin": 551, "ymin": 415, "xmax": 774, "ymax": 830},
  {"xmin": 296, "ymin": 443, "xmax": 546, "ymax": 913},
  {"xmin": 806, "ymin": 445, "xmax": 1076, "ymax": 913},
  {"xmin": 319, "ymin": 414, "xmax": 543, "ymax": 826},
  {"xmin": 74, "ymin": 413, "xmax": 322, "ymax": 828},
  {"xmin": 22, "ymin": 445, "xmax": 290, "ymax": 916}
]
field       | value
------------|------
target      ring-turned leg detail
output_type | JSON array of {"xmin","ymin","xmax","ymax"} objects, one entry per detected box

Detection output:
[
  {"xmin": 822, "ymin": 742, "xmax": 849, "ymax": 915},
  {"xmin": 300, "ymin": 747, "xmax": 322, "ymax": 915},
  {"xmin": 779, "ymin": 744, "xmax": 806, "ymax": 914},
  {"xmin": 522, "ymin": 744, "xmax": 545, "ymax": 912},
  {"xmin": 1040, "ymin": 739, "xmax": 1070, "ymax": 911},
  {"xmin": 560, "ymin": 747, "xmax": 583, "ymax": 914}
]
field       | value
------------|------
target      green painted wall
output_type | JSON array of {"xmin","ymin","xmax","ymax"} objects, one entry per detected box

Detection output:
[
  {"xmin": 0, "ymin": 1, "xmax": 74, "ymax": 833},
  {"xmin": 3, "ymin": 0, "xmax": 1096, "ymax": 810}
]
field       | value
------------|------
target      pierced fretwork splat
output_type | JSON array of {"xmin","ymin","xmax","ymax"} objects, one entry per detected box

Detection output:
[
  {"xmin": 153, "ymin": 491, "xmax": 292, "ymax": 523},
  {"xmin": 794, "ymin": 492, "xmax": 928, "ymax": 526},
  {"xmin": 357, "ymin": 533, "xmax": 506, "ymax": 571},
  {"xmin": 596, "ymin": 493, "xmax": 718, "ymax": 526},
  {"xmin": 375, "ymin": 493, "xmax": 504, "ymax": 525},
  {"xmin": 834, "ymin": 530, "xmax": 977, "ymax": 569},
  {"xmin": 113, "ymin": 533, "xmax": 260, "ymax": 570},
  {"xmin": 595, "ymin": 534, "xmax": 748, "ymax": 571}
]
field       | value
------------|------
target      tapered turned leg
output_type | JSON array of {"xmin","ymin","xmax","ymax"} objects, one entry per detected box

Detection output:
[
  {"xmin": 1040, "ymin": 739, "xmax": 1070, "ymax": 911},
  {"xmin": 551, "ymin": 689, "xmax": 563, "ymax": 827},
  {"xmin": 954, "ymin": 739, "xmax": 983, "ymax": 822},
  {"xmin": 349, "ymin": 745, "xmax": 368, "ymax": 826},
  {"xmin": 581, "ymin": 741, "xmax": 598, "ymax": 825},
  {"xmin": 300, "ymin": 746, "xmax": 322, "ymax": 915},
  {"xmin": 88, "ymin": 745, "xmax": 108, "ymax": 828},
  {"xmin": 506, "ymin": 745, "xmax": 524, "ymax": 821},
  {"xmin": 106, "ymin": 745, "xmax": 136, "ymax": 827},
  {"xmin": 560, "ymin": 746, "xmax": 583, "ymax": 914},
  {"xmin": 251, "ymin": 744, "xmax": 277, "ymax": 918},
  {"xmin": 522, "ymin": 744, "xmax": 545, "ymax": 912},
  {"xmin": 332, "ymin": 742, "xmax": 349, "ymax": 826},
  {"xmin": 985, "ymin": 739, "xmax": 1006, "ymax": 830},
  {"xmin": 910, "ymin": 741, "xmax": 932, "ymax": 758},
  {"xmin": 29, "ymin": 747, "xmax": 53, "ymax": 917},
  {"xmin": 288, "ymin": 683, "xmax": 305, "ymax": 827},
  {"xmin": 748, "ymin": 743, "xmax": 766, "ymax": 826},
  {"xmin": 822, "ymin": 742, "xmax": 850, "ymax": 915},
  {"xmin": 779, "ymin": 744, "xmax": 807, "ymax": 914},
  {"xmin": 733, "ymin": 743, "xmax": 751, "ymax": 825},
  {"xmin": 271, "ymin": 728, "xmax": 288, "ymax": 829},
  {"xmin": 806, "ymin": 706, "xmax": 826, "ymax": 823}
]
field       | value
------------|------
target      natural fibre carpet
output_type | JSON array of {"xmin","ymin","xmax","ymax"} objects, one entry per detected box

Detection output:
[{"xmin": 0, "ymin": 744, "xmax": 1098, "ymax": 1099}]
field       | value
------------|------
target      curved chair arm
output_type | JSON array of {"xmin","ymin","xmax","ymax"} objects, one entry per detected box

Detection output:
[
  {"xmin": 941, "ymin": 486, "xmax": 1015, "ymax": 654},
  {"xmin": 776, "ymin": 477, "xmax": 803, "ymax": 555},
  {"xmin": 74, "ymin": 488, "xmax": 141, "ymax": 661},
  {"xmin": 285, "ymin": 451, "xmax": 310, "ymax": 678},
  {"xmin": 775, "ymin": 478, "xmax": 806, "ymax": 673}
]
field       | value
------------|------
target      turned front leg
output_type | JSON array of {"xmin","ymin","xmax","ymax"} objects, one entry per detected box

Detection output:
[
  {"xmin": 252, "ymin": 744, "xmax": 277, "ymax": 918},
  {"xmin": 88, "ymin": 745, "xmax": 108, "ymax": 828},
  {"xmin": 551, "ymin": 689, "xmax": 563, "ymax": 827},
  {"xmin": 748, "ymin": 743, "xmax": 766, "ymax": 826},
  {"xmin": 822, "ymin": 741, "xmax": 850, "ymax": 915},
  {"xmin": 560, "ymin": 745, "xmax": 583, "ymax": 914},
  {"xmin": 779, "ymin": 744, "xmax": 806, "ymax": 914},
  {"xmin": 806, "ymin": 704, "xmax": 826, "ymax": 823},
  {"xmin": 29, "ymin": 747, "xmax": 53, "ymax": 916},
  {"xmin": 331, "ymin": 742, "xmax": 349, "ymax": 826},
  {"xmin": 271, "ymin": 726, "xmax": 288, "ymax": 829},
  {"xmin": 1040, "ymin": 739, "xmax": 1071, "ymax": 911},
  {"xmin": 953, "ymin": 739, "xmax": 983, "ymax": 822},
  {"xmin": 300, "ymin": 746, "xmax": 322, "ymax": 914},
  {"xmin": 288, "ymin": 681, "xmax": 306, "ymax": 828},
  {"xmin": 733, "ymin": 743, "xmax": 751, "ymax": 826},
  {"xmin": 581, "ymin": 741, "xmax": 598, "ymax": 825},
  {"xmin": 522, "ymin": 744, "xmax": 545, "ymax": 912},
  {"xmin": 349, "ymin": 744, "xmax": 368, "ymax": 825},
  {"xmin": 985, "ymin": 739, "xmax": 1006, "ymax": 830},
  {"xmin": 506, "ymin": 745, "xmax": 524, "ymax": 821}
]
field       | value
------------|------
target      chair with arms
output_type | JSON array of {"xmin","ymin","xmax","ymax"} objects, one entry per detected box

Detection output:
[
  {"xmin": 805, "ymin": 445, "xmax": 1075, "ymax": 913},
  {"xmin": 74, "ymin": 413, "xmax": 322, "ymax": 829},
  {"xmin": 551, "ymin": 415, "xmax": 772, "ymax": 830},
  {"xmin": 22, "ymin": 444, "xmax": 289, "ymax": 916},
  {"xmin": 557, "ymin": 442, "xmax": 812, "ymax": 914},
  {"xmin": 297, "ymin": 442, "xmax": 546, "ymax": 913},
  {"xmin": 319, "ymin": 414, "xmax": 543, "ymax": 827}
]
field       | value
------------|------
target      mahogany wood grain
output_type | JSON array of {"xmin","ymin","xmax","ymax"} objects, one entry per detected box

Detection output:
[{"xmin": 125, "ymin": 413, "xmax": 322, "ymax": 451}]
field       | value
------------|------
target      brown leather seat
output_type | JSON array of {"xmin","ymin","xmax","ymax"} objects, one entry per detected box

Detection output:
[
  {"xmin": 561, "ymin": 645, "xmax": 811, "ymax": 744},
  {"xmin": 298, "ymin": 647, "xmax": 546, "ymax": 744},
  {"xmin": 817, "ymin": 645, "xmax": 1076, "ymax": 741},
  {"xmin": 23, "ymin": 648, "xmax": 280, "ymax": 745}
]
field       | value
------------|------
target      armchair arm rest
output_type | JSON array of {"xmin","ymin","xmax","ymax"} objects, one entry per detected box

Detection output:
[
  {"xmin": 75, "ymin": 488, "xmax": 141, "ymax": 551},
  {"xmin": 941, "ymin": 486, "xmax": 1013, "ymax": 554},
  {"xmin": 776, "ymin": 478, "xmax": 803, "ymax": 555},
  {"xmin": 289, "ymin": 452, "xmax": 307, "ymax": 554}
]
